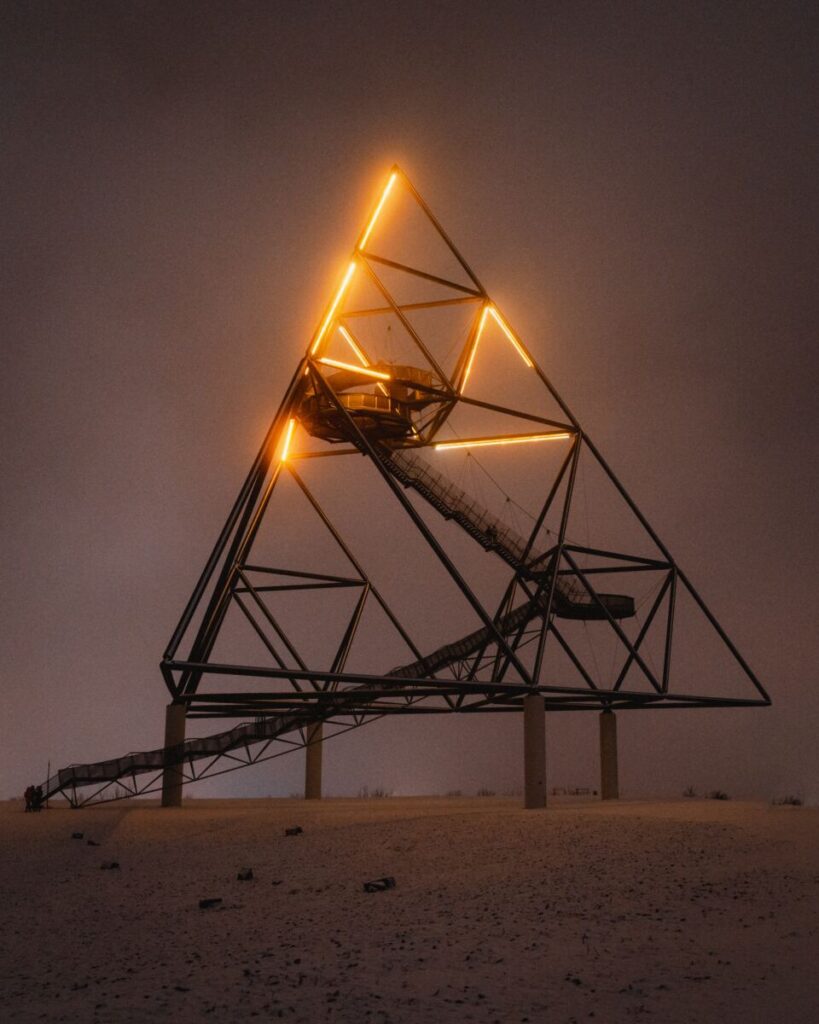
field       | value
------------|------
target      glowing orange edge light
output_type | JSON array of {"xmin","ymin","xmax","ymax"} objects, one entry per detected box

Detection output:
[
  {"xmin": 279, "ymin": 417, "xmax": 297, "ymax": 461},
  {"xmin": 487, "ymin": 307, "xmax": 534, "ymax": 367},
  {"xmin": 310, "ymin": 261, "xmax": 357, "ymax": 356},
  {"xmin": 358, "ymin": 171, "xmax": 397, "ymax": 251},
  {"xmin": 318, "ymin": 357, "xmax": 391, "ymax": 381},
  {"xmin": 338, "ymin": 324, "xmax": 391, "ymax": 396},
  {"xmin": 461, "ymin": 305, "xmax": 490, "ymax": 391},
  {"xmin": 434, "ymin": 432, "xmax": 571, "ymax": 451},
  {"xmin": 338, "ymin": 324, "xmax": 369, "ymax": 365}
]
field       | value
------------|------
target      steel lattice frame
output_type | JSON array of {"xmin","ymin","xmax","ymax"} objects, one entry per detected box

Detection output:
[
  {"xmin": 161, "ymin": 166, "xmax": 770, "ymax": 720},
  {"xmin": 43, "ymin": 167, "xmax": 769, "ymax": 807}
]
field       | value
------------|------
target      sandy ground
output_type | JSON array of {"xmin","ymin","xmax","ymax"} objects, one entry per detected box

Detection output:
[{"xmin": 1, "ymin": 796, "xmax": 817, "ymax": 1023}]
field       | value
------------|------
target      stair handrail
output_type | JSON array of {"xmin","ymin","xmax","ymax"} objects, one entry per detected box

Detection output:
[{"xmin": 388, "ymin": 448, "xmax": 589, "ymax": 606}]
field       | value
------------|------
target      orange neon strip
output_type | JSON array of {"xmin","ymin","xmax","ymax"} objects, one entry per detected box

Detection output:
[
  {"xmin": 318, "ymin": 357, "xmax": 391, "ymax": 381},
  {"xmin": 488, "ymin": 307, "xmax": 534, "ymax": 367},
  {"xmin": 279, "ymin": 418, "xmax": 297, "ymax": 461},
  {"xmin": 338, "ymin": 324, "xmax": 369, "ymax": 365},
  {"xmin": 336, "ymin": 325, "xmax": 390, "ymax": 395},
  {"xmin": 359, "ymin": 172, "xmax": 397, "ymax": 250},
  {"xmin": 310, "ymin": 261, "xmax": 357, "ymax": 355},
  {"xmin": 434, "ymin": 431, "xmax": 571, "ymax": 451},
  {"xmin": 461, "ymin": 305, "xmax": 490, "ymax": 391}
]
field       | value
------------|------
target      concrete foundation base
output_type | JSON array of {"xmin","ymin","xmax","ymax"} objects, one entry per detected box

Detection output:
[
  {"xmin": 304, "ymin": 722, "xmax": 323, "ymax": 800},
  {"xmin": 161, "ymin": 703, "xmax": 187, "ymax": 808},
  {"xmin": 599, "ymin": 709, "xmax": 619, "ymax": 800},
  {"xmin": 523, "ymin": 693, "xmax": 546, "ymax": 809}
]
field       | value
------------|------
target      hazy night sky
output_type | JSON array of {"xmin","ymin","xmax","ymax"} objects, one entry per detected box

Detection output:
[{"xmin": 2, "ymin": 1, "xmax": 817, "ymax": 801}]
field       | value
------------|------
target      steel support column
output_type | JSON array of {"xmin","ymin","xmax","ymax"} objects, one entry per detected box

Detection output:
[
  {"xmin": 523, "ymin": 693, "xmax": 546, "ymax": 809},
  {"xmin": 304, "ymin": 721, "xmax": 323, "ymax": 799},
  {"xmin": 599, "ymin": 709, "xmax": 619, "ymax": 800},
  {"xmin": 161, "ymin": 703, "xmax": 187, "ymax": 807}
]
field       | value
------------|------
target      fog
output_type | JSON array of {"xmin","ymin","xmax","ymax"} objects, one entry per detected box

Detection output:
[{"xmin": 2, "ymin": 2, "xmax": 817, "ymax": 802}]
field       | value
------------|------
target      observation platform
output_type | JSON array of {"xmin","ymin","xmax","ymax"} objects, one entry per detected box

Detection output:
[{"xmin": 301, "ymin": 363, "xmax": 437, "ymax": 444}]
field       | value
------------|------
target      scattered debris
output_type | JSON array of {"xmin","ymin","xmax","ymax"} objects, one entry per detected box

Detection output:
[
  {"xmin": 100, "ymin": 861, "xmax": 120, "ymax": 870},
  {"xmin": 285, "ymin": 826, "xmax": 303, "ymax": 837},
  {"xmin": 86, "ymin": 839, "xmax": 100, "ymax": 847},
  {"xmin": 198, "ymin": 898, "xmax": 223, "ymax": 909},
  {"xmin": 71, "ymin": 832, "xmax": 84, "ymax": 840},
  {"xmin": 363, "ymin": 876, "xmax": 396, "ymax": 893},
  {"xmin": 237, "ymin": 868, "xmax": 254, "ymax": 881}
]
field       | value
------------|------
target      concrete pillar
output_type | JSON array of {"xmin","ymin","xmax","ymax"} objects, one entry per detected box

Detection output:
[
  {"xmin": 304, "ymin": 721, "xmax": 323, "ymax": 800},
  {"xmin": 161, "ymin": 702, "xmax": 187, "ymax": 808},
  {"xmin": 523, "ymin": 693, "xmax": 546, "ymax": 809},
  {"xmin": 599, "ymin": 709, "xmax": 619, "ymax": 800}
]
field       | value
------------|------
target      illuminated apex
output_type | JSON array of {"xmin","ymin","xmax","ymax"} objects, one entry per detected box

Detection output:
[{"xmin": 296, "ymin": 165, "xmax": 555, "ymax": 453}]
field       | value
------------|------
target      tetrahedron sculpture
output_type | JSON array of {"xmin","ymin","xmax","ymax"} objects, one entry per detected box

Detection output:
[
  {"xmin": 162, "ymin": 166, "xmax": 769, "ymax": 718},
  {"xmin": 43, "ymin": 166, "xmax": 770, "ymax": 806}
]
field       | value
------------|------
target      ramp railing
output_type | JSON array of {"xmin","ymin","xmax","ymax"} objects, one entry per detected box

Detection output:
[{"xmin": 40, "ymin": 446, "xmax": 592, "ymax": 805}]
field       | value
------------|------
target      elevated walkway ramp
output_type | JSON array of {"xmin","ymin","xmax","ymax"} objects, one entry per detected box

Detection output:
[{"xmin": 41, "ymin": 447, "xmax": 633, "ymax": 805}]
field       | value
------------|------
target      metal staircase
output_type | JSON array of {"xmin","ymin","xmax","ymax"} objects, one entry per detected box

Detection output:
[
  {"xmin": 40, "ymin": 448, "xmax": 633, "ymax": 806},
  {"xmin": 381, "ymin": 447, "xmax": 633, "ymax": 620}
]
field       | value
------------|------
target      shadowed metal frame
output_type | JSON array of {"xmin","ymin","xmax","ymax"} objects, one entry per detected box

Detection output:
[{"xmin": 42, "ymin": 167, "xmax": 770, "ymax": 806}]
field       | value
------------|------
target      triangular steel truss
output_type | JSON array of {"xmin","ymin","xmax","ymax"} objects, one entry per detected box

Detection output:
[
  {"xmin": 161, "ymin": 165, "xmax": 770, "ymax": 727},
  {"xmin": 42, "ymin": 167, "xmax": 771, "ymax": 807}
]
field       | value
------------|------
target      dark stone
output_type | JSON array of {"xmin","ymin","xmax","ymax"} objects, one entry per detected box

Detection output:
[{"xmin": 363, "ymin": 876, "xmax": 396, "ymax": 893}]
